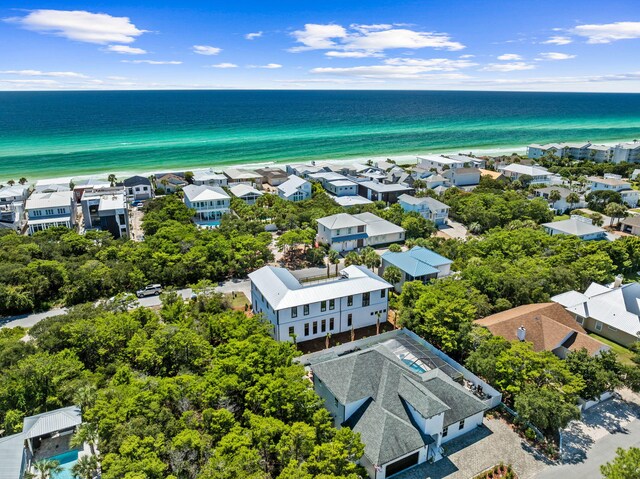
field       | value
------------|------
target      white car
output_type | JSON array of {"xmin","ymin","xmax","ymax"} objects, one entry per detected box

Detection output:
[{"xmin": 136, "ymin": 284, "xmax": 162, "ymax": 298}]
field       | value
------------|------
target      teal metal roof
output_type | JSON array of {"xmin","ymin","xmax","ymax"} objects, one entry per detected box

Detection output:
[{"xmin": 382, "ymin": 247, "xmax": 451, "ymax": 277}]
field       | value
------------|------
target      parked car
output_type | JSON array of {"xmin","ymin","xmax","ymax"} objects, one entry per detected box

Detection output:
[{"xmin": 136, "ymin": 284, "xmax": 162, "ymax": 298}]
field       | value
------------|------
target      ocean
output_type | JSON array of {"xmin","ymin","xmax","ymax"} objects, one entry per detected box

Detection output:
[{"xmin": 1, "ymin": 90, "xmax": 639, "ymax": 181}]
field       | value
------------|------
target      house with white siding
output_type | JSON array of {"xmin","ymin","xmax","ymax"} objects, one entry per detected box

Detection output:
[
  {"xmin": 534, "ymin": 187, "xmax": 585, "ymax": 213},
  {"xmin": 25, "ymin": 191, "xmax": 76, "ymax": 235},
  {"xmin": 588, "ymin": 175, "xmax": 639, "ymax": 207},
  {"xmin": 192, "ymin": 169, "xmax": 228, "ymax": 187},
  {"xmin": 380, "ymin": 246, "xmax": 452, "ymax": 292},
  {"xmin": 316, "ymin": 212, "xmax": 405, "ymax": 252},
  {"xmin": 0, "ymin": 185, "xmax": 28, "ymax": 232},
  {"xmin": 278, "ymin": 175, "xmax": 312, "ymax": 201},
  {"xmin": 542, "ymin": 215, "xmax": 608, "ymax": 241},
  {"xmin": 229, "ymin": 184, "xmax": 263, "ymax": 205},
  {"xmin": 249, "ymin": 264, "xmax": 391, "ymax": 342},
  {"xmin": 398, "ymin": 194, "xmax": 449, "ymax": 226},
  {"xmin": 182, "ymin": 184, "xmax": 230, "ymax": 222},
  {"xmin": 499, "ymin": 164, "xmax": 557, "ymax": 185}
]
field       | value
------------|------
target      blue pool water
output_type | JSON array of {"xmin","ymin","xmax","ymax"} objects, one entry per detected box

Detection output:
[
  {"xmin": 402, "ymin": 358, "xmax": 427, "ymax": 374},
  {"xmin": 196, "ymin": 220, "xmax": 221, "ymax": 228},
  {"xmin": 47, "ymin": 450, "xmax": 79, "ymax": 479}
]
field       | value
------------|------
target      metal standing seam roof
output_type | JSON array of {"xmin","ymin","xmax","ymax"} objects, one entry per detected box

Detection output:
[
  {"xmin": 0, "ymin": 432, "xmax": 25, "ymax": 479},
  {"xmin": 501, "ymin": 164, "xmax": 551, "ymax": 176},
  {"xmin": 331, "ymin": 195, "xmax": 373, "ymax": 206},
  {"xmin": 542, "ymin": 218, "xmax": 606, "ymax": 237},
  {"xmin": 317, "ymin": 212, "xmax": 367, "ymax": 230},
  {"xmin": 358, "ymin": 180, "xmax": 412, "ymax": 193},
  {"xmin": 248, "ymin": 264, "xmax": 391, "ymax": 310},
  {"xmin": 22, "ymin": 406, "xmax": 82, "ymax": 440},
  {"xmin": 352, "ymin": 212, "xmax": 405, "ymax": 237},
  {"xmin": 398, "ymin": 194, "xmax": 449, "ymax": 210},
  {"xmin": 382, "ymin": 246, "xmax": 451, "ymax": 277},
  {"xmin": 25, "ymin": 191, "xmax": 73, "ymax": 210},
  {"xmin": 182, "ymin": 184, "xmax": 230, "ymax": 202},
  {"xmin": 278, "ymin": 175, "xmax": 310, "ymax": 197},
  {"xmin": 192, "ymin": 170, "xmax": 227, "ymax": 181},
  {"xmin": 223, "ymin": 168, "xmax": 262, "ymax": 180},
  {"xmin": 229, "ymin": 184, "xmax": 263, "ymax": 198}
]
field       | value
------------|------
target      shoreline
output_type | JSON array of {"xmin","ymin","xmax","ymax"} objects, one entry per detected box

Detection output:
[{"xmin": 9, "ymin": 137, "xmax": 636, "ymax": 186}]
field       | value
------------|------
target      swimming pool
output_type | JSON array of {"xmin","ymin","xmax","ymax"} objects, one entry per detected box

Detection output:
[
  {"xmin": 196, "ymin": 220, "xmax": 221, "ymax": 228},
  {"xmin": 47, "ymin": 450, "xmax": 79, "ymax": 479},
  {"xmin": 401, "ymin": 357, "xmax": 427, "ymax": 374}
]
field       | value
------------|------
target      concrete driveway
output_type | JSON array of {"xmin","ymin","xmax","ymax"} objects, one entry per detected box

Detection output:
[{"xmin": 436, "ymin": 220, "xmax": 468, "ymax": 240}]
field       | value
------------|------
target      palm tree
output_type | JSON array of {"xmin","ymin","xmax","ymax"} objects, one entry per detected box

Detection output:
[
  {"xmin": 18, "ymin": 177, "xmax": 27, "ymax": 185},
  {"xmin": 107, "ymin": 174, "xmax": 117, "ymax": 187},
  {"xmin": 566, "ymin": 192, "xmax": 580, "ymax": 211},
  {"xmin": 71, "ymin": 455, "xmax": 98, "ymax": 479},
  {"xmin": 604, "ymin": 203, "xmax": 628, "ymax": 227},
  {"xmin": 376, "ymin": 311, "xmax": 382, "ymax": 336},
  {"xmin": 33, "ymin": 459, "xmax": 62, "ymax": 479},
  {"xmin": 548, "ymin": 189, "xmax": 562, "ymax": 206},
  {"xmin": 7, "ymin": 179, "xmax": 15, "ymax": 186},
  {"xmin": 73, "ymin": 385, "xmax": 97, "ymax": 413},
  {"xmin": 344, "ymin": 251, "xmax": 361, "ymax": 267},
  {"xmin": 328, "ymin": 249, "xmax": 340, "ymax": 276},
  {"xmin": 468, "ymin": 222, "xmax": 483, "ymax": 235},
  {"xmin": 361, "ymin": 247, "xmax": 380, "ymax": 271},
  {"xmin": 590, "ymin": 213, "xmax": 604, "ymax": 227},
  {"xmin": 382, "ymin": 266, "xmax": 402, "ymax": 298},
  {"xmin": 70, "ymin": 423, "xmax": 98, "ymax": 456}
]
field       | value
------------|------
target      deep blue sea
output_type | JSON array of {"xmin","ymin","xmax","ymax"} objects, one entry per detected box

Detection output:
[{"xmin": 0, "ymin": 90, "xmax": 639, "ymax": 180}]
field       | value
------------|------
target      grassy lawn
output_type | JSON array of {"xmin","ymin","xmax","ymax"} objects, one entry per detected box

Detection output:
[
  {"xmin": 588, "ymin": 332, "xmax": 636, "ymax": 365},
  {"xmin": 552, "ymin": 214, "xmax": 570, "ymax": 222},
  {"xmin": 224, "ymin": 292, "xmax": 250, "ymax": 310}
]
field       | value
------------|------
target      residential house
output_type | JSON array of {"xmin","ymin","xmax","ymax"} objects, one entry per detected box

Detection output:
[
  {"xmin": 442, "ymin": 167, "xmax": 481, "ymax": 187},
  {"xmin": 526, "ymin": 143, "xmax": 565, "ymax": 160},
  {"xmin": 552, "ymin": 280, "xmax": 640, "ymax": 347},
  {"xmin": 541, "ymin": 215, "xmax": 608, "ymax": 241},
  {"xmin": 286, "ymin": 163, "xmax": 325, "ymax": 178},
  {"xmin": 499, "ymin": 164, "xmax": 557, "ymax": 185},
  {"xmin": 223, "ymin": 168, "xmax": 263, "ymax": 187},
  {"xmin": 621, "ymin": 215, "xmax": 640, "ymax": 236},
  {"xmin": 398, "ymin": 194, "xmax": 449, "ymax": 226},
  {"xmin": 0, "ymin": 185, "xmax": 28, "ymax": 232},
  {"xmin": 156, "ymin": 173, "xmax": 188, "ymax": 193},
  {"xmin": 80, "ymin": 187, "xmax": 129, "ymax": 238},
  {"xmin": 331, "ymin": 195, "xmax": 373, "ymax": 207},
  {"xmin": 297, "ymin": 329, "xmax": 500, "ymax": 479},
  {"xmin": 192, "ymin": 169, "xmax": 228, "ymax": 187},
  {"xmin": 357, "ymin": 181, "xmax": 414, "ymax": 204},
  {"xmin": 121, "ymin": 176, "xmax": 154, "ymax": 202},
  {"xmin": 478, "ymin": 169, "xmax": 506, "ymax": 182},
  {"xmin": 475, "ymin": 303, "xmax": 609, "ymax": 359},
  {"xmin": 0, "ymin": 406, "xmax": 83, "ymax": 479},
  {"xmin": 535, "ymin": 186, "xmax": 585, "ymax": 213},
  {"xmin": 25, "ymin": 191, "xmax": 76, "ymax": 235},
  {"xmin": 417, "ymin": 155, "xmax": 476, "ymax": 172},
  {"xmin": 326, "ymin": 180, "xmax": 359, "ymax": 197},
  {"xmin": 278, "ymin": 175, "xmax": 312, "ymax": 202},
  {"xmin": 631, "ymin": 169, "xmax": 640, "ymax": 181},
  {"xmin": 229, "ymin": 183, "xmax": 263, "ymax": 205},
  {"xmin": 255, "ymin": 167, "xmax": 289, "ymax": 186},
  {"xmin": 587, "ymin": 175, "xmax": 639, "ymax": 207},
  {"xmin": 380, "ymin": 246, "xmax": 452, "ymax": 292},
  {"xmin": 446, "ymin": 154, "xmax": 486, "ymax": 168},
  {"xmin": 72, "ymin": 177, "xmax": 111, "ymax": 202},
  {"xmin": 249, "ymin": 264, "xmax": 391, "ymax": 342},
  {"xmin": 316, "ymin": 212, "xmax": 405, "ymax": 252},
  {"xmin": 182, "ymin": 184, "xmax": 230, "ymax": 222}
]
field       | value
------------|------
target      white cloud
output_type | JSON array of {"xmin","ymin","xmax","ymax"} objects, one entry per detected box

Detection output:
[
  {"xmin": 497, "ymin": 53, "xmax": 522, "ymax": 61},
  {"xmin": 6, "ymin": 9, "xmax": 146, "ymax": 44},
  {"xmin": 107, "ymin": 76, "xmax": 128, "ymax": 80},
  {"xmin": 245, "ymin": 31, "xmax": 263, "ymax": 40},
  {"xmin": 249, "ymin": 63, "xmax": 282, "ymax": 69},
  {"xmin": 290, "ymin": 23, "xmax": 464, "ymax": 54},
  {"xmin": 311, "ymin": 57, "xmax": 475, "ymax": 79},
  {"xmin": 482, "ymin": 62, "xmax": 536, "ymax": 72},
  {"xmin": 122, "ymin": 60, "xmax": 182, "ymax": 65},
  {"xmin": 325, "ymin": 51, "xmax": 383, "ymax": 58},
  {"xmin": 0, "ymin": 69, "xmax": 88, "ymax": 78},
  {"xmin": 193, "ymin": 45, "xmax": 222, "ymax": 55},
  {"xmin": 106, "ymin": 44, "xmax": 146, "ymax": 55},
  {"xmin": 542, "ymin": 36, "xmax": 572, "ymax": 45},
  {"xmin": 210, "ymin": 63, "xmax": 238, "ymax": 68},
  {"xmin": 384, "ymin": 58, "xmax": 477, "ymax": 69},
  {"xmin": 536, "ymin": 52, "xmax": 576, "ymax": 61},
  {"xmin": 572, "ymin": 21, "xmax": 640, "ymax": 44},
  {"xmin": 459, "ymin": 54, "xmax": 475, "ymax": 59},
  {"xmin": 0, "ymin": 79, "xmax": 58, "ymax": 85}
]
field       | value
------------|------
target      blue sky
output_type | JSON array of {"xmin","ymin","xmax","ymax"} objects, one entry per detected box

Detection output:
[{"xmin": 1, "ymin": 0, "xmax": 640, "ymax": 91}]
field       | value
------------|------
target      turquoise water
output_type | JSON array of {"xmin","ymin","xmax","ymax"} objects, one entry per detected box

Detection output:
[
  {"xmin": 402, "ymin": 358, "xmax": 427, "ymax": 374},
  {"xmin": 1, "ymin": 90, "xmax": 639, "ymax": 180},
  {"xmin": 47, "ymin": 450, "xmax": 79, "ymax": 479}
]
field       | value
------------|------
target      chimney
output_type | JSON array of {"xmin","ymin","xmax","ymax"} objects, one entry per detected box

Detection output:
[
  {"xmin": 614, "ymin": 275, "xmax": 623, "ymax": 289},
  {"xmin": 517, "ymin": 326, "xmax": 526, "ymax": 342}
]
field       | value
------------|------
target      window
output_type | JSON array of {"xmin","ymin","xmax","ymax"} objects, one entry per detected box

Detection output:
[
  {"xmin": 330, "ymin": 318, "xmax": 334, "ymax": 330},
  {"xmin": 291, "ymin": 307, "xmax": 298, "ymax": 318},
  {"xmin": 442, "ymin": 426, "xmax": 448, "ymax": 438},
  {"xmin": 362, "ymin": 292, "xmax": 370, "ymax": 307},
  {"xmin": 347, "ymin": 295, "xmax": 353, "ymax": 306},
  {"xmin": 329, "ymin": 299, "xmax": 335, "ymax": 310},
  {"xmin": 608, "ymin": 325, "xmax": 617, "ymax": 331},
  {"xmin": 334, "ymin": 397, "xmax": 339, "ymax": 408},
  {"xmin": 321, "ymin": 301, "xmax": 326, "ymax": 312},
  {"xmin": 313, "ymin": 322, "xmax": 318, "ymax": 335},
  {"xmin": 595, "ymin": 321, "xmax": 603, "ymax": 331},
  {"xmin": 381, "ymin": 289, "xmax": 386, "ymax": 298},
  {"xmin": 347, "ymin": 314, "xmax": 352, "ymax": 327},
  {"xmin": 576, "ymin": 316, "xmax": 584, "ymax": 325},
  {"xmin": 304, "ymin": 304, "xmax": 309, "ymax": 316},
  {"xmin": 288, "ymin": 326, "xmax": 294, "ymax": 337},
  {"xmin": 459, "ymin": 420, "xmax": 464, "ymax": 430},
  {"xmin": 304, "ymin": 323, "xmax": 309, "ymax": 336}
]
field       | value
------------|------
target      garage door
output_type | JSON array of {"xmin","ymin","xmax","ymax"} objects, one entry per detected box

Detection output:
[{"xmin": 385, "ymin": 451, "xmax": 419, "ymax": 477}]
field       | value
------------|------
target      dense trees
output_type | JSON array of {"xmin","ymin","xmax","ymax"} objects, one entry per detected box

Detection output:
[
  {"xmin": 0, "ymin": 294, "xmax": 365, "ymax": 479},
  {"xmin": 601, "ymin": 447, "xmax": 640, "ymax": 479}
]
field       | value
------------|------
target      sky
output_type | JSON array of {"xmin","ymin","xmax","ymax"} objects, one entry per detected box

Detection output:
[{"xmin": 1, "ymin": 0, "xmax": 640, "ymax": 92}]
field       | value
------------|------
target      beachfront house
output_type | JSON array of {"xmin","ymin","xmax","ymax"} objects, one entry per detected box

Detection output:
[
  {"xmin": 72, "ymin": 178, "xmax": 111, "ymax": 202},
  {"xmin": 476, "ymin": 303, "xmax": 609, "ymax": 359},
  {"xmin": 192, "ymin": 170, "xmax": 228, "ymax": 187},
  {"xmin": 0, "ymin": 406, "xmax": 87, "ymax": 479},
  {"xmin": 380, "ymin": 246, "xmax": 452, "ymax": 292},
  {"xmin": 541, "ymin": 215, "xmax": 608, "ymax": 241},
  {"xmin": 0, "ymin": 185, "xmax": 28, "ymax": 232},
  {"xmin": 499, "ymin": 164, "xmax": 557, "ymax": 185},
  {"xmin": 316, "ymin": 212, "xmax": 405, "ymax": 252},
  {"xmin": 249, "ymin": 264, "xmax": 391, "ymax": 342},
  {"xmin": 182, "ymin": 184, "xmax": 230, "ymax": 223},
  {"xmin": 357, "ymin": 181, "xmax": 414, "ymax": 204},
  {"xmin": 588, "ymin": 175, "xmax": 639, "ymax": 207},
  {"xmin": 398, "ymin": 194, "xmax": 449, "ymax": 226},
  {"xmin": 442, "ymin": 167, "xmax": 481, "ymax": 187},
  {"xmin": 286, "ymin": 163, "xmax": 325, "ymax": 178},
  {"xmin": 552, "ymin": 279, "xmax": 640, "ymax": 347},
  {"xmin": 255, "ymin": 167, "xmax": 289, "ymax": 186},
  {"xmin": 534, "ymin": 186, "xmax": 585, "ymax": 214},
  {"xmin": 223, "ymin": 168, "xmax": 263, "ymax": 187},
  {"xmin": 229, "ymin": 183, "xmax": 263, "ymax": 205},
  {"xmin": 417, "ymin": 155, "xmax": 467, "ymax": 172},
  {"xmin": 121, "ymin": 176, "xmax": 154, "ymax": 202},
  {"xmin": 25, "ymin": 191, "xmax": 76, "ymax": 235},
  {"xmin": 156, "ymin": 173, "xmax": 188, "ymax": 193},
  {"xmin": 80, "ymin": 187, "xmax": 129, "ymax": 238},
  {"xmin": 298, "ymin": 329, "xmax": 499, "ymax": 479},
  {"xmin": 277, "ymin": 175, "xmax": 312, "ymax": 202}
]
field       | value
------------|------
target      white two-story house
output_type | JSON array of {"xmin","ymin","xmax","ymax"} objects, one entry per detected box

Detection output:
[
  {"xmin": 249, "ymin": 264, "xmax": 391, "ymax": 342},
  {"xmin": 278, "ymin": 175, "xmax": 312, "ymax": 202},
  {"xmin": 587, "ymin": 175, "xmax": 639, "ymax": 207},
  {"xmin": 316, "ymin": 212, "xmax": 405, "ymax": 252},
  {"xmin": 25, "ymin": 191, "xmax": 76, "ymax": 235},
  {"xmin": 398, "ymin": 194, "xmax": 449, "ymax": 226},
  {"xmin": 182, "ymin": 184, "xmax": 230, "ymax": 222}
]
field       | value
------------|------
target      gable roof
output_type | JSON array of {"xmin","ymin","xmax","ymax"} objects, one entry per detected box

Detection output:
[
  {"xmin": 398, "ymin": 194, "xmax": 449, "ymax": 210},
  {"xmin": 123, "ymin": 176, "xmax": 152, "ymax": 187},
  {"xmin": 476, "ymin": 303, "xmax": 608, "ymax": 356},
  {"xmin": 382, "ymin": 246, "xmax": 452, "ymax": 277},
  {"xmin": 224, "ymin": 168, "xmax": 261, "ymax": 180},
  {"xmin": 229, "ymin": 184, "xmax": 262, "ymax": 198},
  {"xmin": 501, "ymin": 164, "xmax": 551, "ymax": 176},
  {"xmin": 182, "ymin": 184, "xmax": 230, "ymax": 202},
  {"xmin": 542, "ymin": 217, "xmax": 605, "ymax": 237},
  {"xmin": 317, "ymin": 212, "xmax": 366, "ymax": 230},
  {"xmin": 278, "ymin": 175, "xmax": 309, "ymax": 197},
  {"xmin": 22, "ymin": 406, "xmax": 82, "ymax": 440}
]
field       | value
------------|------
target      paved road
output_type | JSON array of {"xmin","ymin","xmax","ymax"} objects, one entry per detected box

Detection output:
[{"xmin": 0, "ymin": 282, "xmax": 250, "ymax": 329}]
